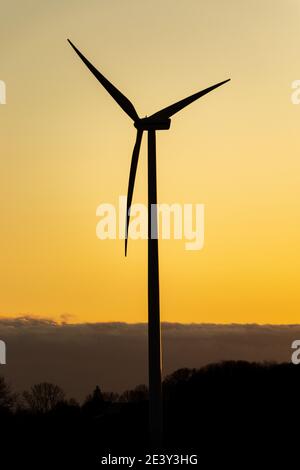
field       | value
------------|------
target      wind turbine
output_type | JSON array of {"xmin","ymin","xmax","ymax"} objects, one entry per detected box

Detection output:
[{"xmin": 68, "ymin": 39, "xmax": 230, "ymax": 446}]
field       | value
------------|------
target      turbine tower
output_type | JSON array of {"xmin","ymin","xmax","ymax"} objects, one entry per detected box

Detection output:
[{"xmin": 68, "ymin": 39, "xmax": 230, "ymax": 446}]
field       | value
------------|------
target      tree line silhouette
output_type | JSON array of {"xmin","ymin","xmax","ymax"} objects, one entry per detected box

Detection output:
[{"xmin": 0, "ymin": 360, "xmax": 299, "ymax": 466}]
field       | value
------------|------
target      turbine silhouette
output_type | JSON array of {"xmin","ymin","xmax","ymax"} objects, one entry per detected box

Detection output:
[{"xmin": 68, "ymin": 39, "xmax": 230, "ymax": 446}]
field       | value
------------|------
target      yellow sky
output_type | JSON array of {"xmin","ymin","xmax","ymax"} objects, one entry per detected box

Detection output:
[{"xmin": 1, "ymin": 0, "xmax": 300, "ymax": 323}]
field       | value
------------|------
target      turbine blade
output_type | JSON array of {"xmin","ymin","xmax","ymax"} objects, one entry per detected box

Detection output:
[
  {"xmin": 149, "ymin": 79, "xmax": 230, "ymax": 120},
  {"xmin": 67, "ymin": 39, "xmax": 139, "ymax": 122},
  {"xmin": 125, "ymin": 129, "xmax": 143, "ymax": 256}
]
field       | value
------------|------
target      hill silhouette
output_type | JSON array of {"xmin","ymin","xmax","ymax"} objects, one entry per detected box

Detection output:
[{"xmin": 0, "ymin": 361, "xmax": 298, "ymax": 467}]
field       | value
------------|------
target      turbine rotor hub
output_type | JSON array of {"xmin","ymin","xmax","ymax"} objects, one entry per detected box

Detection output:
[{"xmin": 134, "ymin": 117, "xmax": 171, "ymax": 131}]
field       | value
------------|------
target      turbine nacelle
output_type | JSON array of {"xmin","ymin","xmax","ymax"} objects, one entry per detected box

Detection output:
[{"xmin": 134, "ymin": 117, "xmax": 171, "ymax": 131}]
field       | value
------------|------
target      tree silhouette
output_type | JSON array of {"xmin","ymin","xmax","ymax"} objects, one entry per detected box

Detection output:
[
  {"xmin": 0, "ymin": 376, "xmax": 16, "ymax": 412},
  {"xmin": 23, "ymin": 382, "xmax": 65, "ymax": 413},
  {"xmin": 119, "ymin": 384, "xmax": 148, "ymax": 403},
  {"xmin": 1, "ymin": 361, "xmax": 300, "ymax": 467},
  {"xmin": 102, "ymin": 391, "xmax": 119, "ymax": 403},
  {"xmin": 82, "ymin": 385, "xmax": 105, "ymax": 416}
]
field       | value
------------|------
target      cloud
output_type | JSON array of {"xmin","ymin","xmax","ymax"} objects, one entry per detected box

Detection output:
[{"xmin": 0, "ymin": 317, "xmax": 299, "ymax": 400}]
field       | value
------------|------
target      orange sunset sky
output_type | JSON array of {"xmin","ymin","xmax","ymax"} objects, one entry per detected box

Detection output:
[{"xmin": 1, "ymin": 0, "xmax": 300, "ymax": 324}]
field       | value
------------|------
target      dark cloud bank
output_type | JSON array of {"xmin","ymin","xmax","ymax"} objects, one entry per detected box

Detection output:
[{"xmin": 0, "ymin": 317, "xmax": 299, "ymax": 401}]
